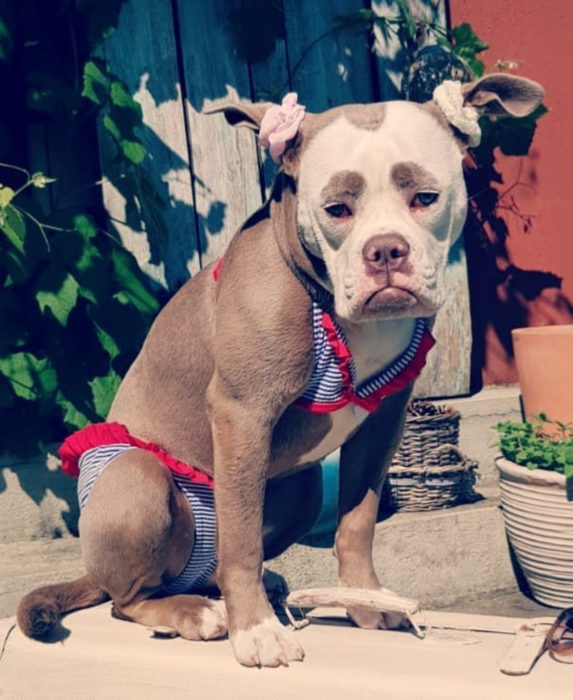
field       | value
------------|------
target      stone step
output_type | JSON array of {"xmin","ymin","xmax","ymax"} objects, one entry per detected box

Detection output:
[
  {"xmin": 1, "ymin": 494, "xmax": 519, "ymax": 620},
  {"xmin": 271, "ymin": 496, "xmax": 517, "ymax": 607},
  {"xmin": 0, "ymin": 538, "xmax": 84, "ymax": 619}
]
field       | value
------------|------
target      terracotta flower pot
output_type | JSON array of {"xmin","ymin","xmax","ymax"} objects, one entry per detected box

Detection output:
[
  {"xmin": 496, "ymin": 457, "xmax": 573, "ymax": 608},
  {"xmin": 512, "ymin": 325, "xmax": 573, "ymax": 425}
]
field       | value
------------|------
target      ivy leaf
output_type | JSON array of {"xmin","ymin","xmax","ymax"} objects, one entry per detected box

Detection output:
[
  {"xmin": 0, "ymin": 353, "xmax": 57, "ymax": 401},
  {"xmin": 90, "ymin": 372, "xmax": 121, "ymax": 417},
  {"xmin": 73, "ymin": 213, "xmax": 99, "ymax": 239},
  {"xmin": 36, "ymin": 270, "xmax": 80, "ymax": 326},
  {"xmin": 121, "ymin": 140, "xmax": 147, "ymax": 165},
  {"xmin": 102, "ymin": 113, "xmax": 121, "ymax": 141},
  {"xmin": 110, "ymin": 80, "xmax": 142, "ymax": 117},
  {"xmin": 111, "ymin": 247, "xmax": 159, "ymax": 314},
  {"xmin": 57, "ymin": 391, "xmax": 91, "ymax": 431},
  {"xmin": 0, "ymin": 204, "xmax": 26, "ymax": 254},
  {"xmin": 451, "ymin": 23, "xmax": 488, "ymax": 55},
  {"xmin": 450, "ymin": 22, "xmax": 488, "ymax": 77},
  {"xmin": 82, "ymin": 59, "xmax": 110, "ymax": 106}
]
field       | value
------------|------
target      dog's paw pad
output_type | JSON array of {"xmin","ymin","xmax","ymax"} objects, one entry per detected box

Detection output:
[{"xmin": 231, "ymin": 617, "xmax": 305, "ymax": 667}]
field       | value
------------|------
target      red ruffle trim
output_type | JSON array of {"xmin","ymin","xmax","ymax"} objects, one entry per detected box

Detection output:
[
  {"xmin": 58, "ymin": 422, "xmax": 214, "ymax": 488},
  {"xmin": 297, "ymin": 316, "xmax": 436, "ymax": 414},
  {"xmin": 212, "ymin": 258, "xmax": 224, "ymax": 281}
]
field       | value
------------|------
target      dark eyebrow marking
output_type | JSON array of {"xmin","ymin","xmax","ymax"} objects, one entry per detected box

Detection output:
[
  {"xmin": 391, "ymin": 162, "xmax": 439, "ymax": 190},
  {"xmin": 320, "ymin": 170, "xmax": 366, "ymax": 204}
]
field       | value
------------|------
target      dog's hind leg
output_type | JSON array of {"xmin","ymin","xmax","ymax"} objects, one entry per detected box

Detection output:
[{"xmin": 78, "ymin": 449, "xmax": 226, "ymax": 640}]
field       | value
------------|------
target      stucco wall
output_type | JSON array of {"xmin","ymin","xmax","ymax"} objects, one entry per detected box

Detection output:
[{"xmin": 449, "ymin": 0, "xmax": 573, "ymax": 385}]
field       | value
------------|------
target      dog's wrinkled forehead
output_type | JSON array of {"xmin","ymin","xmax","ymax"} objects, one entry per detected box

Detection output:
[{"xmin": 298, "ymin": 101, "xmax": 462, "ymax": 195}]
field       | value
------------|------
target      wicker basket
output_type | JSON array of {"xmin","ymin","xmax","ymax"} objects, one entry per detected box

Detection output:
[
  {"xmin": 392, "ymin": 405, "xmax": 461, "ymax": 469},
  {"xmin": 386, "ymin": 444, "xmax": 479, "ymax": 512}
]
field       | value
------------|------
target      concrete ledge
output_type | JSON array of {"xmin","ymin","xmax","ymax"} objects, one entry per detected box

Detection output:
[
  {"xmin": 271, "ymin": 498, "xmax": 516, "ymax": 608},
  {"xmin": 0, "ymin": 449, "xmax": 78, "ymax": 545},
  {"xmin": 1, "ymin": 497, "xmax": 518, "ymax": 619},
  {"xmin": 0, "ymin": 538, "xmax": 84, "ymax": 618}
]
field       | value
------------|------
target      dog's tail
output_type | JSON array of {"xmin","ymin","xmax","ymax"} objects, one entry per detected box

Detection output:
[{"xmin": 17, "ymin": 575, "xmax": 109, "ymax": 639}]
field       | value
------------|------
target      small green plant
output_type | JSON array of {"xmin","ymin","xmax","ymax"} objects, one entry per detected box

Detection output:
[{"xmin": 495, "ymin": 414, "xmax": 573, "ymax": 479}]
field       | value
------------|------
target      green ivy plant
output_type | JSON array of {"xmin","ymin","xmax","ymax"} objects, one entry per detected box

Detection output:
[
  {"xmin": 496, "ymin": 414, "xmax": 573, "ymax": 481},
  {"xmin": 0, "ymin": 161, "xmax": 158, "ymax": 457},
  {"xmin": 0, "ymin": 2, "xmax": 166, "ymax": 458}
]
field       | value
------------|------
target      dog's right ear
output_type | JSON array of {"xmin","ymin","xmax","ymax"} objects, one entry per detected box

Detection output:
[
  {"xmin": 202, "ymin": 100, "xmax": 273, "ymax": 131},
  {"xmin": 204, "ymin": 94, "xmax": 307, "ymax": 171}
]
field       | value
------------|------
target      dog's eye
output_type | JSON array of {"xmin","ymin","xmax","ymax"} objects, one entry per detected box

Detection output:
[
  {"xmin": 412, "ymin": 192, "xmax": 439, "ymax": 208},
  {"xmin": 324, "ymin": 203, "xmax": 352, "ymax": 219}
]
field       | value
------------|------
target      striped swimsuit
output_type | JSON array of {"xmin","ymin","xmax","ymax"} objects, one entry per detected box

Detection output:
[
  {"xmin": 75, "ymin": 443, "xmax": 216, "ymax": 593},
  {"xmin": 294, "ymin": 302, "xmax": 435, "ymax": 414},
  {"xmin": 60, "ymin": 290, "xmax": 434, "ymax": 594}
]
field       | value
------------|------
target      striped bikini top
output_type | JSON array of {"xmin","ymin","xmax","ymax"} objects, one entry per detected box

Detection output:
[
  {"xmin": 212, "ymin": 259, "xmax": 435, "ymax": 415},
  {"xmin": 294, "ymin": 303, "xmax": 435, "ymax": 414}
]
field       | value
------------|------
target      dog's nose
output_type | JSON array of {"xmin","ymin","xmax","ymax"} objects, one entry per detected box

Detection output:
[{"xmin": 362, "ymin": 234, "xmax": 410, "ymax": 273}]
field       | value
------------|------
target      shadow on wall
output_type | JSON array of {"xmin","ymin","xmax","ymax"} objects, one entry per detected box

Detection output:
[
  {"xmin": 464, "ymin": 155, "xmax": 573, "ymax": 387},
  {"xmin": 0, "ymin": 454, "xmax": 80, "ymax": 537},
  {"xmin": 96, "ymin": 0, "xmax": 411, "ymax": 292}
]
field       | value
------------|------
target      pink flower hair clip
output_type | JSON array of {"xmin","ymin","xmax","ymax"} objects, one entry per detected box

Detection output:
[{"xmin": 259, "ymin": 93, "xmax": 306, "ymax": 163}]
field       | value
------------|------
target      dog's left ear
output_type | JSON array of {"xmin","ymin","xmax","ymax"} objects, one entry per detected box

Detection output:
[
  {"xmin": 461, "ymin": 73, "xmax": 544, "ymax": 118},
  {"xmin": 432, "ymin": 73, "xmax": 544, "ymax": 148},
  {"xmin": 203, "ymin": 100, "xmax": 273, "ymax": 131}
]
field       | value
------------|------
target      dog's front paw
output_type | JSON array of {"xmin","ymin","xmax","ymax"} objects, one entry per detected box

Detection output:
[{"xmin": 231, "ymin": 616, "xmax": 305, "ymax": 667}]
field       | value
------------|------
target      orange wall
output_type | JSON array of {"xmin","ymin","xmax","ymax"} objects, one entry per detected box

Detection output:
[{"xmin": 449, "ymin": 0, "xmax": 573, "ymax": 385}]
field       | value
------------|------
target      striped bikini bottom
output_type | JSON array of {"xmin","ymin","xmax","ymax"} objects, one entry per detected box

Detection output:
[{"xmin": 66, "ymin": 434, "xmax": 217, "ymax": 594}]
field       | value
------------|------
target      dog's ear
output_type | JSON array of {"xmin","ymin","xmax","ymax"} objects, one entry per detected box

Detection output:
[
  {"xmin": 431, "ymin": 73, "xmax": 544, "ymax": 149},
  {"xmin": 461, "ymin": 73, "xmax": 544, "ymax": 118},
  {"xmin": 203, "ymin": 100, "xmax": 273, "ymax": 131}
]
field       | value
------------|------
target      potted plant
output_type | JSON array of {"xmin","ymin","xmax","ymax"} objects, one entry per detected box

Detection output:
[{"xmin": 495, "ymin": 414, "xmax": 573, "ymax": 608}]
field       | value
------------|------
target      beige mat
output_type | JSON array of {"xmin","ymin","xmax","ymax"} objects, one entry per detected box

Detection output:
[{"xmin": 0, "ymin": 604, "xmax": 570, "ymax": 699}]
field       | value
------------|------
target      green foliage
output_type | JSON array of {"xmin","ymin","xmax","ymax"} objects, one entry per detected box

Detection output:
[
  {"xmin": 0, "ymin": 1, "xmax": 168, "ymax": 457},
  {"xmin": 496, "ymin": 414, "xmax": 573, "ymax": 480},
  {"xmin": 83, "ymin": 59, "xmax": 147, "ymax": 165},
  {"xmin": 446, "ymin": 22, "xmax": 488, "ymax": 77},
  {"xmin": 0, "ymin": 165, "xmax": 159, "ymax": 457}
]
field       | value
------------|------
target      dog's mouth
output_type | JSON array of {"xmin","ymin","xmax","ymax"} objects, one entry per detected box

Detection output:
[{"xmin": 363, "ymin": 286, "xmax": 418, "ymax": 315}]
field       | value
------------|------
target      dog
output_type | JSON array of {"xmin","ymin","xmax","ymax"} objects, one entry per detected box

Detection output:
[{"xmin": 18, "ymin": 74, "xmax": 543, "ymax": 667}]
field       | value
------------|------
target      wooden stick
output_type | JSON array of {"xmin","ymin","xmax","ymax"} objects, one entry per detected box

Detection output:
[{"xmin": 284, "ymin": 587, "xmax": 424, "ymax": 638}]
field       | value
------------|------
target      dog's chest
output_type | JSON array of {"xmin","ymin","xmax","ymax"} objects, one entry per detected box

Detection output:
[
  {"xmin": 295, "ymin": 318, "xmax": 415, "ymax": 464},
  {"xmin": 295, "ymin": 403, "xmax": 370, "ymax": 465}
]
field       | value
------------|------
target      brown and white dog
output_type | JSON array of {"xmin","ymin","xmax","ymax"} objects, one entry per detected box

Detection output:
[{"xmin": 18, "ymin": 75, "xmax": 543, "ymax": 667}]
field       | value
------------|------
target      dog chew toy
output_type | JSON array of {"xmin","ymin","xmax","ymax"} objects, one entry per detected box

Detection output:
[{"xmin": 284, "ymin": 586, "xmax": 424, "ymax": 638}]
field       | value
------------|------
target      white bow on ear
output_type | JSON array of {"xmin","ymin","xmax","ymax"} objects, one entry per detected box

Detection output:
[{"xmin": 433, "ymin": 80, "xmax": 481, "ymax": 147}]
